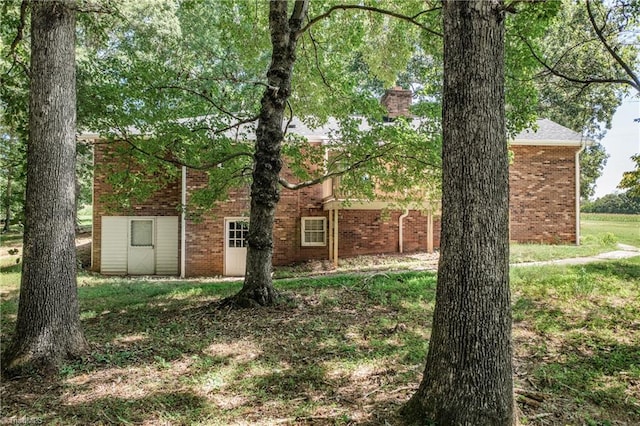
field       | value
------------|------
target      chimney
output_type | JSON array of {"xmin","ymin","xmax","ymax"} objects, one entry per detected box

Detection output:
[{"xmin": 381, "ymin": 86, "xmax": 412, "ymax": 119}]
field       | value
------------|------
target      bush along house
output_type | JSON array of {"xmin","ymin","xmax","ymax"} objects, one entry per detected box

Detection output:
[{"xmin": 88, "ymin": 87, "xmax": 586, "ymax": 277}]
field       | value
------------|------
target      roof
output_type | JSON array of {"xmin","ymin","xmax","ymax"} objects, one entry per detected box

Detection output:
[
  {"xmin": 512, "ymin": 119, "xmax": 586, "ymax": 146},
  {"xmin": 80, "ymin": 117, "xmax": 587, "ymax": 147},
  {"xmin": 286, "ymin": 117, "xmax": 586, "ymax": 147}
]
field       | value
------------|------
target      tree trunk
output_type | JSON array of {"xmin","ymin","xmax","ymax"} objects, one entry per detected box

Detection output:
[
  {"xmin": 402, "ymin": 1, "xmax": 514, "ymax": 424},
  {"xmin": 224, "ymin": 1, "xmax": 308, "ymax": 307},
  {"xmin": 2, "ymin": 168, "xmax": 12, "ymax": 233},
  {"xmin": 2, "ymin": 0, "xmax": 89, "ymax": 376}
]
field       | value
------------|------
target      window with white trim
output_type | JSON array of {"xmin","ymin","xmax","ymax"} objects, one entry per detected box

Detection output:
[
  {"xmin": 130, "ymin": 219, "xmax": 153, "ymax": 247},
  {"xmin": 301, "ymin": 217, "xmax": 327, "ymax": 247}
]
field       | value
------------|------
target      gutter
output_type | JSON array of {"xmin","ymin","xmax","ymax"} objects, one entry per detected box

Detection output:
[
  {"xmin": 575, "ymin": 139, "xmax": 587, "ymax": 246},
  {"xmin": 90, "ymin": 142, "xmax": 95, "ymax": 271},
  {"xmin": 398, "ymin": 209, "xmax": 409, "ymax": 253},
  {"xmin": 181, "ymin": 166, "xmax": 187, "ymax": 278}
]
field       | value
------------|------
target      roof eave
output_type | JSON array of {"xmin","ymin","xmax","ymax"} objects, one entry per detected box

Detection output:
[{"xmin": 511, "ymin": 139, "xmax": 584, "ymax": 147}]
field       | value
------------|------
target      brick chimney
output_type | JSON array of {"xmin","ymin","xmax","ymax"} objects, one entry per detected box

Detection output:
[{"xmin": 381, "ymin": 86, "xmax": 412, "ymax": 119}]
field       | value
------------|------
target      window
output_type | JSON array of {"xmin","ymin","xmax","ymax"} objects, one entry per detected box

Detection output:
[
  {"xmin": 228, "ymin": 220, "xmax": 249, "ymax": 248},
  {"xmin": 301, "ymin": 217, "xmax": 327, "ymax": 247},
  {"xmin": 131, "ymin": 219, "xmax": 153, "ymax": 247}
]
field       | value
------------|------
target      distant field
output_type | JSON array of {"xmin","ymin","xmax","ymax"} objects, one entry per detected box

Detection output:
[
  {"xmin": 510, "ymin": 213, "xmax": 639, "ymax": 263},
  {"xmin": 581, "ymin": 212, "xmax": 639, "ymax": 247},
  {"xmin": 581, "ymin": 212, "xmax": 640, "ymax": 222}
]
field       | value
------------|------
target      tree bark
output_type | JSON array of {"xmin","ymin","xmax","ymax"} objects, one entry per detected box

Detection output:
[
  {"xmin": 224, "ymin": 1, "xmax": 308, "ymax": 307},
  {"xmin": 2, "ymin": 0, "xmax": 89, "ymax": 376},
  {"xmin": 403, "ymin": 1, "xmax": 514, "ymax": 424},
  {"xmin": 2, "ymin": 168, "xmax": 12, "ymax": 233}
]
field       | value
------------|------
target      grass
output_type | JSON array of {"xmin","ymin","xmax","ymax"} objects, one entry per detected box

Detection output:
[
  {"xmin": 2, "ymin": 260, "xmax": 639, "ymax": 425},
  {"xmin": 582, "ymin": 213, "xmax": 640, "ymax": 247},
  {"xmin": 77, "ymin": 204, "xmax": 93, "ymax": 231},
  {"xmin": 511, "ymin": 258, "xmax": 640, "ymax": 424},
  {"xmin": 1, "ymin": 213, "xmax": 639, "ymax": 424},
  {"xmin": 510, "ymin": 213, "xmax": 639, "ymax": 263},
  {"xmin": 0, "ymin": 230, "xmax": 23, "ymax": 246},
  {"xmin": 1, "ymin": 272, "xmax": 436, "ymax": 425}
]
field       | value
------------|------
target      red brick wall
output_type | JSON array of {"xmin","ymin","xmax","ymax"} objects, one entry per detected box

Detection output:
[
  {"xmin": 183, "ymin": 169, "xmax": 328, "ymax": 276},
  {"xmin": 92, "ymin": 142, "xmax": 182, "ymax": 272},
  {"xmin": 93, "ymin": 141, "xmax": 579, "ymax": 276},
  {"xmin": 509, "ymin": 145, "xmax": 579, "ymax": 244},
  {"xmin": 183, "ymin": 171, "xmax": 253, "ymax": 276},
  {"xmin": 337, "ymin": 210, "xmax": 439, "ymax": 257}
]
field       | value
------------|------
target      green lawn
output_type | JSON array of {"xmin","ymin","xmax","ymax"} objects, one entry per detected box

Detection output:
[
  {"xmin": 582, "ymin": 212, "xmax": 640, "ymax": 247},
  {"xmin": 510, "ymin": 213, "xmax": 639, "ymax": 263},
  {"xmin": 2, "ymin": 258, "xmax": 639, "ymax": 425},
  {"xmin": 77, "ymin": 204, "xmax": 93, "ymax": 231}
]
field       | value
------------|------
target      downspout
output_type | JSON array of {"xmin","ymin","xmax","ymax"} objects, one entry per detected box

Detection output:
[
  {"xmin": 181, "ymin": 166, "xmax": 187, "ymax": 278},
  {"xmin": 575, "ymin": 140, "xmax": 586, "ymax": 246},
  {"xmin": 398, "ymin": 209, "xmax": 409, "ymax": 253},
  {"xmin": 90, "ymin": 139, "xmax": 95, "ymax": 271}
]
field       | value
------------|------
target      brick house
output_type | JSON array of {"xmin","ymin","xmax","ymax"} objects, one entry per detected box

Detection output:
[{"xmin": 89, "ymin": 88, "xmax": 586, "ymax": 277}]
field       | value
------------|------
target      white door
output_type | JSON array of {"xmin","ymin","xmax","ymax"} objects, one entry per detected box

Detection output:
[
  {"xmin": 225, "ymin": 218, "xmax": 249, "ymax": 276},
  {"xmin": 128, "ymin": 218, "xmax": 155, "ymax": 275}
]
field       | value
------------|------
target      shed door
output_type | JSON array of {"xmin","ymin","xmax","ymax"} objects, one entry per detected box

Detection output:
[
  {"xmin": 128, "ymin": 218, "xmax": 155, "ymax": 275},
  {"xmin": 101, "ymin": 216, "xmax": 128, "ymax": 274},
  {"xmin": 225, "ymin": 219, "xmax": 249, "ymax": 276}
]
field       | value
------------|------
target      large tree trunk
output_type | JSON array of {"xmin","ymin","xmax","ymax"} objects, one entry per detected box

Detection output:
[
  {"xmin": 224, "ymin": 1, "xmax": 308, "ymax": 307},
  {"xmin": 2, "ymin": 0, "xmax": 89, "ymax": 376},
  {"xmin": 2, "ymin": 168, "xmax": 12, "ymax": 233},
  {"xmin": 402, "ymin": 1, "xmax": 513, "ymax": 424}
]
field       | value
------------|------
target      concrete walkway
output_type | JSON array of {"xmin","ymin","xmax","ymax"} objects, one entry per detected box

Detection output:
[{"xmin": 513, "ymin": 243, "xmax": 640, "ymax": 268}]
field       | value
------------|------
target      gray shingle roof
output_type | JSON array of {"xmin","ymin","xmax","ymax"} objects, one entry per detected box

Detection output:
[
  {"xmin": 284, "ymin": 117, "xmax": 586, "ymax": 146},
  {"xmin": 512, "ymin": 119, "xmax": 585, "ymax": 146},
  {"xmin": 81, "ymin": 117, "xmax": 586, "ymax": 147}
]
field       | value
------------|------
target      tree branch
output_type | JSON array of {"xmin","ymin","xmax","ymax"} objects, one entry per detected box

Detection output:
[
  {"xmin": 113, "ymin": 127, "xmax": 253, "ymax": 171},
  {"xmin": 586, "ymin": 0, "xmax": 640, "ymax": 92},
  {"xmin": 519, "ymin": 33, "xmax": 637, "ymax": 88},
  {"xmin": 189, "ymin": 115, "xmax": 260, "ymax": 137},
  {"xmin": 68, "ymin": 1, "xmax": 117, "ymax": 14},
  {"xmin": 283, "ymin": 100, "xmax": 294, "ymax": 138},
  {"xmin": 279, "ymin": 143, "xmax": 401, "ymax": 190},
  {"xmin": 502, "ymin": 0, "xmax": 547, "ymax": 14},
  {"xmin": 4, "ymin": 0, "xmax": 30, "ymax": 79},
  {"xmin": 153, "ymin": 84, "xmax": 250, "ymax": 122},
  {"xmin": 279, "ymin": 152, "xmax": 378, "ymax": 190},
  {"xmin": 8, "ymin": 0, "xmax": 28, "ymax": 56},
  {"xmin": 298, "ymin": 4, "xmax": 442, "ymax": 38},
  {"xmin": 307, "ymin": 28, "xmax": 331, "ymax": 89},
  {"xmin": 393, "ymin": 154, "xmax": 441, "ymax": 169}
]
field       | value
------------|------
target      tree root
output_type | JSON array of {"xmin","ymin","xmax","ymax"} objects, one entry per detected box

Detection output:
[
  {"xmin": 216, "ymin": 288, "xmax": 281, "ymax": 310},
  {"xmin": 2, "ymin": 341, "xmax": 88, "ymax": 379}
]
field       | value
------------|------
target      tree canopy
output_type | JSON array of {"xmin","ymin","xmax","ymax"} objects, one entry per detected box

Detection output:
[
  {"xmin": 618, "ymin": 153, "xmax": 640, "ymax": 198},
  {"xmin": 518, "ymin": 0, "xmax": 639, "ymax": 199},
  {"xmin": 78, "ymin": 0, "xmax": 444, "ymax": 217},
  {"xmin": 3, "ymin": 0, "xmax": 636, "ymax": 222}
]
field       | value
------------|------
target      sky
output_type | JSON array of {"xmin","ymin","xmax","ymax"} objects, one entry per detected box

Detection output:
[{"xmin": 593, "ymin": 97, "xmax": 640, "ymax": 199}]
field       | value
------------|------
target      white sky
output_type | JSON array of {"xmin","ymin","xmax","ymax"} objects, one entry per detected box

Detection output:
[{"xmin": 593, "ymin": 97, "xmax": 640, "ymax": 199}]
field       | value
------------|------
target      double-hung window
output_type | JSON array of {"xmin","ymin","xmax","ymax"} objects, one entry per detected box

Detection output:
[{"xmin": 301, "ymin": 217, "xmax": 327, "ymax": 247}]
